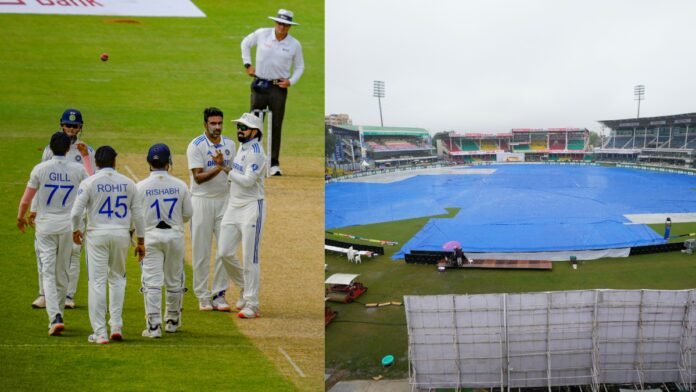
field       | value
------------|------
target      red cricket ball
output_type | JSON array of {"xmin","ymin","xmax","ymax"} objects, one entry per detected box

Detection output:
[{"xmin": 100, "ymin": 53, "xmax": 109, "ymax": 62}]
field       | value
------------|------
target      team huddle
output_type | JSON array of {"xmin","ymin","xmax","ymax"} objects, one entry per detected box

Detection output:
[
  {"xmin": 17, "ymin": 108, "xmax": 267, "ymax": 344},
  {"xmin": 16, "ymin": 7, "xmax": 304, "ymax": 344}
]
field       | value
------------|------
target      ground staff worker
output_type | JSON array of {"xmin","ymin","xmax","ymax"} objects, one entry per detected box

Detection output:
[
  {"xmin": 186, "ymin": 107, "xmax": 234, "ymax": 312},
  {"xmin": 30, "ymin": 109, "xmax": 95, "ymax": 310},
  {"xmin": 241, "ymin": 8, "xmax": 304, "ymax": 176},
  {"xmin": 17, "ymin": 132, "xmax": 88, "ymax": 336},
  {"xmin": 71, "ymin": 146, "xmax": 145, "ymax": 344},
  {"xmin": 219, "ymin": 113, "xmax": 267, "ymax": 319},
  {"xmin": 137, "ymin": 143, "xmax": 192, "ymax": 338}
]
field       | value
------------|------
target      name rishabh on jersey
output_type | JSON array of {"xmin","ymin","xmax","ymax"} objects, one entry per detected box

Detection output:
[
  {"xmin": 137, "ymin": 171, "xmax": 193, "ymax": 232},
  {"xmin": 28, "ymin": 156, "xmax": 88, "ymax": 234},
  {"xmin": 186, "ymin": 134, "xmax": 236, "ymax": 198}
]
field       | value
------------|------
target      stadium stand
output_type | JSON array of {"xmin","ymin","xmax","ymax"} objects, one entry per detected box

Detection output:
[
  {"xmin": 480, "ymin": 139, "xmax": 498, "ymax": 151},
  {"xmin": 459, "ymin": 139, "xmax": 479, "ymax": 151},
  {"xmin": 597, "ymin": 113, "xmax": 696, "ymax": 168}
]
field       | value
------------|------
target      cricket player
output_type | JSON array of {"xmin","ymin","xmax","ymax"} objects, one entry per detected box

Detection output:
[
  {"xmin": 30, "ymin": 108, "xmax": 95, "ymax": 309},
  {"xmin": 186, "ymin": 107, "xmax": 235, "ymax": 311},
  {"xmin": 71, "ymin": 146, "xmax": 145, "ymax": 344},
  {"xmin": 137, "ymin": 143, "xmax": 192, "ymax": 338},
  {"xmin": 218, "ymin": 112, "xmax": 267, "ymax": 319},
  {"xmin": 17, "ymin": 132, "xmax": 88, "ymax": 335}
]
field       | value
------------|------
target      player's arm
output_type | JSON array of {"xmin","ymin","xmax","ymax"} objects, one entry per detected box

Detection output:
[
  {"xmin": 28, "ymin": 196, "xmax": 38, "ymax": 225},
  {"xmin": 130, "ymin": 188, "xmax": 146, "ymax": 261},
  {"xmin": 187, "ymin": 143, "xmax": 220, "ymax": 184},
  {"xmin": 228, "ymin": 153, "xmax": 265, "ymax": 187},
  {"xmin": 70, "ymin": 183, "xmax": 89, "ymax": 244},
  {"xmin": 190, "ymin": 167, "xmax": 223, "ymax": 184},
  {"xmin": 181, "ymin": 188, "xmax": 193, "ymax": 223},
  {"xmin": 17, "ymin": 187, "xmax": 38, "ymax": 233},
  {"xmin": 76, "ymin": 143, "xmax": 94, "ymax": 175},
  {"xmin": 191, "ymin": 150, "xmax": 230, "ymax": 183}
]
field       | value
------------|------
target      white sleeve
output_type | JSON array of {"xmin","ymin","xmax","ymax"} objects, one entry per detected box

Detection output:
[
  {"xmin": 289, "ymin": 41, "xmax": 304, "ymax": 86},
  {"xmin": 228, "ymin": 152, "xmax": 266, "ymax": 188},
  {"xmin": 130, "ymin": 185, "xmax": 146, "ymax": 238},
  {"xmin": 186, "ymin": 142, "xmax": 204, "ymax": 170},
  {"xmin": 241, "ymin": 29, "xmax": 261, "ymax": 65},
  {"xmin": 71, "ymin": 182, "xmax": 89, "ymax": 231},
  {"xmin": 41, "ymin": 146, "xmax": 52, "ymax": 162},
  {"xmin": 181, "ymin": 188, "xmax": 193, "ymax": 223},
  {"xmin": 27, "ymin": 167, "xmax": 41, "ymax": 212}
]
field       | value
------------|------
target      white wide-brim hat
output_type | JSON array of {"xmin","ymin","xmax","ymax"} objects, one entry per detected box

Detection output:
[
  {"xmin": 232, "ymin": 113, "xmax": 264, "ymax": 131},
  {"xmin": 268, "ymin": 8, "xmax": 299, "ymax": 25}
]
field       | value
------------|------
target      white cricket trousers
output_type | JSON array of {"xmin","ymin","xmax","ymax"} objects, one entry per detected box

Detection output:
[
  {"xmin": 219, "ymin": 199, "xmax": 265, "ymax": 308},
  {"xmin": 35, "ymin": 242, "xmax": 80, "ymax": 299},
  {"xmin": 190, "ymin": 195, "xmax": 228, "ymax": 300},
  {"xmin": 141, "ymin": 229, "xmax": 185, "ymax": 326},
  {"xmin": 35, "ymin": 231, "xmax": 71, "ymax": 324},
  {"xmin": 85, "ymin": 229, "xmax": 130, "ymax": 337}
]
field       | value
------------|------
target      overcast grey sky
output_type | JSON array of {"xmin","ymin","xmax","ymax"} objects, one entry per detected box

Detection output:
[{"xmin": 325, "ymin": 0, "xmax": 696, "ymax": 134}]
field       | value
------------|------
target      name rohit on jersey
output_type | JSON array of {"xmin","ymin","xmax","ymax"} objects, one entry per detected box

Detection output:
[
  {"xmin": 145, "ymin": 187, "xmax": 181, "ymax": 196},
  {"xmin": 97, "ymin": 183, "xmax": 128, "ymax": 192},
  {"xmin": 49, "ymin": 172, "xmax": 71, "ymax": 182}
]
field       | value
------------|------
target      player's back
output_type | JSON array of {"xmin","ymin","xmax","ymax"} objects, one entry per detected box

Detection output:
[
  {"xmin": 30, "ymin": 158, "xmax": 87, "ymax": 234},
  {"xmin": 79, "ymin": 168, "xmax": 138, "ymax": 231},
  {"xmin": 137, "ymin": 171, "xmax": 192, "ymax": 232}
]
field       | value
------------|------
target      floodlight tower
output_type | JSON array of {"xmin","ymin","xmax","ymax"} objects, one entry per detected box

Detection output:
[
  {"xmin": 634, "ymin": 84, "xmax": 645, "ymax": 118},
  {"xmin": 373, "ymin": 80, "xmax": 385, "ymax": 127}
]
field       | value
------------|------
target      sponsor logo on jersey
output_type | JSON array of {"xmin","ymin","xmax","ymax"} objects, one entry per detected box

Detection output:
[{"xmin": 251, "ymin": 163, "xmax": 259, "ymax": 172}]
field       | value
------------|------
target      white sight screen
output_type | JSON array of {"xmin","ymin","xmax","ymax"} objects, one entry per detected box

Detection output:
[{"xmin": 404, "ymin": 289, "xmax": 696, "ymax": 390}]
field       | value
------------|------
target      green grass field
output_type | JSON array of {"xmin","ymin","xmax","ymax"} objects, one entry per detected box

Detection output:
[
  {"xmin": 1, "ymin": 1, "xmax": 323, "ymax": 390},
  {"xmin": 325, "ymin": 214, "xmax": 696, "ymax": 380}
]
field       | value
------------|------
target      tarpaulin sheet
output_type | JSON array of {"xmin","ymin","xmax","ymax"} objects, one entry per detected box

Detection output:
[{"xmin": 324, "ymin": 165, "xmax": 696, "ymax": 256}]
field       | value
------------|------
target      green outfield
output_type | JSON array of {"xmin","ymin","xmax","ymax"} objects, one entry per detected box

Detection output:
[
  {"xmin": 325, "ymin": 214, "xmax": 696, "ymax": 380},
  {"xmin": 1, "ymin": 1, "xmax": 323, "ymax": 390}
]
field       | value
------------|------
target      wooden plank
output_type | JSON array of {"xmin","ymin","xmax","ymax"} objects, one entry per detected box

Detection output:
[{"xmin": 446, "ymin": 259, "xmax": 552, "ymax": 270}]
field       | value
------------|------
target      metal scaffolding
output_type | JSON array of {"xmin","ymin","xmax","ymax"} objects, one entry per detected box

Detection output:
[{"xmin": 405, "ymin": 289, "xmax": 696, "ymax": 392}]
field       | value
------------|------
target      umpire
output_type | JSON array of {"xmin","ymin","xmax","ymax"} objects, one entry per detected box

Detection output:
[{"xmin": 241, "ymin": 8, "xmax": 305, "ymax": 176}]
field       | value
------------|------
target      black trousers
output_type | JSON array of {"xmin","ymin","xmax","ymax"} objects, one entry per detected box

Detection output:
[{"xmin": 250, "ymin": 84, "xmax": 287, "ymax": 167}]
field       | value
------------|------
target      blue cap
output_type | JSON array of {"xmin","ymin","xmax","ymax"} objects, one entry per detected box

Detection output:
[
  {"xmin": 60, "ymin": 109, "xmax": 83, "ymax": 125},
  {"xmin": 147, "ymin": 143, "xmax": 171, "ymax": 165}
]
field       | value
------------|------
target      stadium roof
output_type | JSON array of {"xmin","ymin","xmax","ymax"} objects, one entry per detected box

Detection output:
[
  {"xmin": 328, "ymin": 124, "xmax": 430, "ymax": 137},
  {"xmin": 599, "ymin": 112, "xmax": 696, "ymax": 129}
]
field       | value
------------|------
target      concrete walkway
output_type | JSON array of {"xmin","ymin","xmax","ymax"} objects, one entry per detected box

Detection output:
[{"xmin": 329, "ymin": 379, "xmax": 411, "ymax": 392}]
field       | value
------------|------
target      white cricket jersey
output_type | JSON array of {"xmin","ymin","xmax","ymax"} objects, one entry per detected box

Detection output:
[
  {"xmin": 71, "ymin": 167, "xmax": 145, "ymax": 236},
  {"xmin": 241, "ymin": 27, "xmax": 305, "ymax": 86},
  {"xmin": 42, "ymin": 138, "xmax": 95, "ymax": 169},
  {"xmin": 27, "ymin": 156, "xmax": 88, "ymax": 234},
  {"xmin": 226, "ymin": 138, "xmax": 266, "ymax": 208},
  {"xmin": 186, "ymin": 134, "xmax": 236, "ymax": 198},
  {"xmin": 136, "ymin": 171, "xmax": 193, "ymax": 233},
  {"xmin": 33, "ymin": 139, "xmax": 95, "ymax": 212}
]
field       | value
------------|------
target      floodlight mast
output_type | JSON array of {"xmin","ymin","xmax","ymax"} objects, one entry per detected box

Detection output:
[
  {"xmin": 373, "ymin": 80, "xmax": 385, "ymax": 127},
  {"xmin": 634, "ymin": 84, "xmax": 645, "ymax": 118}
]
